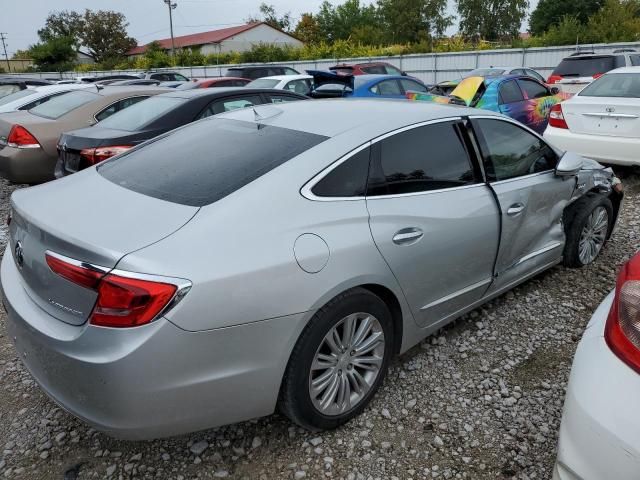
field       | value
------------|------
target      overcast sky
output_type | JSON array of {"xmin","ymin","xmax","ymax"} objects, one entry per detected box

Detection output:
[{"xmin": 3, "ymin": 0, "xmax": 538, "ymax": 56}]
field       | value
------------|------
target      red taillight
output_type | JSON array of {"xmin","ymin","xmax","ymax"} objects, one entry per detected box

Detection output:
[
  {"xmin": 7, "ymin": 125, "xmax": 40, "ymax": 149},
  {"xmin": 548, "ymin": 75, "xmax": 563, "ymax": 84},
  {"xmin": 45, "ymin": 252, "xmax": 185, "ymax": 328},
  {"xmin": 605, "ymin": 254, "xmax": 640, "ymax": 374},
  {"xmin": 549, "ymin": 103, "xmax": 568, "ymax": 129},
  {"xmin": 593, "ymin": 73, "xmax": 604, "ymax": 80},
  {"xmin": 80, "ymin": 145, "xmax": 133, "ymax": 166}
]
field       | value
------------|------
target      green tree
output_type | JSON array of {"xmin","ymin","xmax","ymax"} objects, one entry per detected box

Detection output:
[
  {"xmin": 80, "ymin": 10, "xmax": 137, "ymax": 63},
  {"xmin": 541, "ymin": 15, "xmax": 586, "ymax": 45},
  {"xmin": 28, "ymin": 36, "xmax": 76, "ymax": 71},
  {"xmin": 456, "ymin": 0, "xmax": 529, "ymax": 41},
  {"xmin": 11, "ymin": 49, "xmax": 31, "ymax": 59},
  {"xmin": 37, "ymin": 10, "xmax": 85, "ymax": 49},
  {"xmin": 377, "ymin": 0, "xmax": 453, "ymax": 44},
  {"xmin": 530, "ymin": 0, "xmax": 604, "ymax": 36},
  {"xmin": 315, "ymin": 0, "xmax": 379, "ymax": 42},
  {"xmin": 294, "ymin": 13, "xmax": 322, "ymax": 44},
  {"xmin": 586, "ymin": 0, "xmax": 640, "ymax": 42},
  {"xmin": 247, "ymin": 3, "xmax": 293, "ymax": 32}
]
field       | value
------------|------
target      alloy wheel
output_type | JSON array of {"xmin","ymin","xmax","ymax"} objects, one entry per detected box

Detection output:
[{"xmin": 578, "ymin": 206, "xmax": 609, "ymax": 265}]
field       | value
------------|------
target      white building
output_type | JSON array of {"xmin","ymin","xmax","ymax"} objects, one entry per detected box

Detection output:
[{"xmin": 127, "ymin": 22, "xmax": 303, "ymax": 58}]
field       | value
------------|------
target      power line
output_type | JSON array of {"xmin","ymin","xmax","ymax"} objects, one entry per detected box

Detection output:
[{"xmin": 0, "ymin": 33, "xmax": 10, "ymax": 72}]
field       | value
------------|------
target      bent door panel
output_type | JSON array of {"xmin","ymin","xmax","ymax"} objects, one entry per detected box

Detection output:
[{"xmin": 366, "ymin": 121, "xmax": 500, "ymax": 327}]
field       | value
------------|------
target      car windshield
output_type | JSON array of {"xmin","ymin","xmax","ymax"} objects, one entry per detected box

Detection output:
[
  {"xmin": 553, "ymin": 56, "xmax": 616, "ymax": 77},
  {"xmin": 99, "ymin": 118, "xmax": 328, "ymax": 206},
  {"xmin": 579, "ymin": 73, "xmax": 640, "ymax": 98},
  {"xmin": 0, "ymin": 88, "xmax": 36, "ymax": 106},
  {"xmin": 29, "ymin": 90, "xmax": 99, "ymax": 119},
  {"xmin": 466, "ymin": 68, "xmax": 506, "ymax": 77},
  {"xmin": 246, "ymin": 79, "xmax": 280, "ymax": 89},
  {"xmin": 98, "ymin": 96, "xmax": 186, "ymax": 131}
]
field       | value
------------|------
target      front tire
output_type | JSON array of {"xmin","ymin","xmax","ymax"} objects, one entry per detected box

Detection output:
[
  {"xmin": 563, "ymin": 193, "xmax": 613, "ymax": 268},
  {"xmin": 279, "ymin": 288, "xmax": 394, "ymax": 431}
]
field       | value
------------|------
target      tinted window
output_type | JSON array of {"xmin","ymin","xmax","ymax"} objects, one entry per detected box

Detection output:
[
  {"xmin": 385, "ymin": 65, "xmax": 403, "ymax": 75},
  {"xmin": 499, "ymin": 80, "xmax": 524, "ymax": 104},
  {"xmin": 246, "ymin": 79, "xmax": 280, "ymax": 89},
  {"xmin": 268, "ymin": 94, "xmax": 303, "ymax": 104},
  {"xmin": 631, "ymin": 55, "xmax": 640, "ymax": 66},
  {"xmin": 369, "ymin": 122, "xmax": 475, "ymax": 196},
  {"xmin": 284, "ymin": 68, "xmax": 299, "ymax": 75},
  {"xmin": 400, "ymin": 79, "xmax": 427, "ymax": 93},
  {"xmin": 473, "ymin": 119, "xmax": 558, "ymax": 182},
  {"xmin": 95, "ymin": 96, "xmax": 149, "ymax": 122},
  {"xmin": 99, "ymin": 118, "xmax": 328, "ymax": 206},
  {"xmin": 370, "ymin": 80, "xmax": 402, "ymax": 96},
  {"xmin": 312, "ymin": 147, "xmax": 370, "ymax": 197},
  {"xmin": 362, "ymin": 65, "xmax": 386, "ymax": 74},
  {"xmin": 518, "ymin": 78, "xmax": 549, "ymax": 99},
  {"xmin": 525, "ymin": 69, "xmax": 546, "ymax": 83},
  {"xmin": 198, "ymin": 95, "xmax": 262, "ymax": 119},
  {"xmin": 98, "ymin": 96, "xmax": 184, "ymax": 130},
  {"xmin": 552, "ymin": 56, "xmax": 616, "ymax": 77},
  {"xmin": 29, "ymin": 90, "xmax": 99, "ymax": 119},
  {"xmin": 285, "ymin": 79, "xmax": 311, "ymax": 94},
  {"xmin": 579, "ymin": 73, "xmax": 640, "ymax": 98}
]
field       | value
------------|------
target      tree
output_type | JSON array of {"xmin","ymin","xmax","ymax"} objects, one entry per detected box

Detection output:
[
  {"xmin": 377, "ymin": 0, "xmax": 453, "ymax": 44},
  {"xmin": 530, "ymin": 0, "xmax": 604, "ymax": 36},
  {"xmin": 294, "ymin": 13, "xmax": 322, "ymax": 44},
  {"xmin": 542, "ymin": 15, "xmax": 586, "ymax": 45},
  {"xmin": 11, "ymin": 49, "xmax": 31, "ymax": 59},
  {"xmin": 315, "ymin": 0, "xmax": 379, "ymax": 42},
  {"xmin": 37, "ymin": 10, "xmax": 85, "ymax": 50},
  {"xmin": 586, "ymin": 0, "xmax": 640, "ymax": 43},
  {"xmin": 28, "ymin": 36, "xmax": 76, "ymax": 71},
  {"xmin": 80, "ymin": 10, "xmax": 137, "ymax": 63},
  {"xmin": 247, "ymin": 3, "xmax": 293, "ymax": 32},
  {"xmin": 456, "ymin": 0, "xmax": 529, "ymax": 41}
]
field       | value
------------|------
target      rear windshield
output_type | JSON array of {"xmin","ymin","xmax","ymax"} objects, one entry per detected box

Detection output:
[
  {"xmin": 0, "ymin": 88, "xmax": 35, "ymax": 106},
  {"xmin": 330, "ymin": 67, "xmax": 354, "ymax": 75},
  {"xmin": 99, "ymin": 118, "xmax": 328, "ymax": 206},
  {"xmin": 552, "ymin": 56, "xmax": 616, "ymax": 77},
  {"xmin": 579, "ymin": 73, "xmax": 640, "ymax": 98},
  {"xmin": 246, "ymin": 79, "xmax": 280, "ymax": 89},
  {"xmin": 29, "ymin": 90, "xmax": 99, "ymax": 119},
  {"xmin": 0, "ymin": 85, "xmax": 23, "ymax": 98},
  {"xmin": 97, "ymin": 96, "xmax": 185, "ymax": 131},
  {"xmin": 225, "ymin": 69, "xmax": 244, "ymax": 77}
]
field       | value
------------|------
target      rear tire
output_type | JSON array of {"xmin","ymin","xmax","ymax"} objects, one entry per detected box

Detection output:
[
  {"xmin": 563, "ymin": 193, "xmax": 612, "ymax": 268},
  {"xmin": 279, "ymin": 288, "xmax": 394, "ymax": 431}
]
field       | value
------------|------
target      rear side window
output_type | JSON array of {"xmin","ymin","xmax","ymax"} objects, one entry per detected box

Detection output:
[
  {"xmin": 385, "ymin": 65, "xmax": 403, "ymax": 75},
  {"xmin": 98, "ymin": 96, "xmax": 184, "ymax": 130},
  {"xmin": 400, "ymin": 79, "xmax": 427, "ymax": 93},
  {"xmin": 99, "ymin": 118, "xmax": 328, "ymax": 206},
  {"xmin": 368, "ymin": 122, "xmax": 476, "ymax": 196},
  {"xmin": 362, "ymin": 65, "xmax": 386, "ymax": 74},
  {"xmin": 29, "ymin": 90, "xmax": 99, "ymax": 119},
  {"xmin": 311, "ymin": 147, "xmax": 370, "ymax": 197},
  {"xmin": 499, "ymin": 80, "xmax": 524, "ymax": 104},
  {"xmin": 518, "ymin": 79, "xmax": 549, "ymax": 99},
  {"xmin": 370, "ymin": 80, "xmax": 402, "ymax": 96},
  {"xmin": 579, "ymin": 73, "xmax": 640, "ymax": 98},
  {"xmin": 552, "ymin": 56, "xmax": 616, "ymax": 77}
]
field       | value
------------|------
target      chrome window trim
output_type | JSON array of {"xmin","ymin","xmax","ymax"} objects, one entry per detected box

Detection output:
[{"xmin": 301, "ymin": 116, "xmax": 469, "ymax": 202}]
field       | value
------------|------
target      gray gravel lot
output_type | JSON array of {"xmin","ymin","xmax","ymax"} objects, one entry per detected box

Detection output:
[{"xmin": 1, "ymin": 172, "xmax": 639, "ymax": 480}]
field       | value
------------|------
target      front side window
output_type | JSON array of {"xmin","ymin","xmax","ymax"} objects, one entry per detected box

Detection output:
[
  {"xmin": 518, "ymin": 78, "xmax": 549, "ymax": 99},
  {"xmin": 499, "ymin": 80, "xmax": 524, "ymax": 104},
  {"xmin": 29, "ymin": 90, "xmax": 99, "ymax": 119},
  {"xmin": 311, "ymin": 147, "xmax": 370, "ymax": 198},
  {"xmin": 385, "ymin": 65, "xmax": 403, "ymax": 75},
  {"xmin": 578, "ymin": 73, "xmax": 640, "ymax": 98},
  {"xmin": 368, "ymin": 122, "xmax": 476, "ymax": 196},
  {"xmin": 370, "ymin": 80, "xmax": 402, "ymax": 96},
  {"xmin": 525, "ymin": 69, "xmax": 546, "ymax": 83},
  {"xmin": 99, "ymin": 118, "xmax": 328, "ymax": 206},
  {"xmin": 472, "ymin": 118, "xmax": 558, "ymax": 182}
]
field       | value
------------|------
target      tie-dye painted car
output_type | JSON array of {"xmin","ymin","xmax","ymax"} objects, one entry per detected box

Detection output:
[{"xmin": 408, "ymin": 75, "xmax": 571, "ymax": 134}]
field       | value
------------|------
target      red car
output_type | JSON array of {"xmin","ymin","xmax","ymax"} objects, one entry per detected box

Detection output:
[
  {"xmin": 177, "ymin": 77, "xmax": 250, "ymax": 90},
  {"xmin": 330, "ymin": 62, "xmax": 406, "ymax": 76}
]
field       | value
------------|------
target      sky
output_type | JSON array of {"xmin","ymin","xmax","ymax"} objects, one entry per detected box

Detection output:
[{"xmin": 3, "ymin": 0, "xmax": 539, "ymax": 56}]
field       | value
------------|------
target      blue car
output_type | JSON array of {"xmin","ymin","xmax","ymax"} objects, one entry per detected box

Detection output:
[{"xmin": 307, "ymin": 71, "xmax": 428, "ymax": 99}]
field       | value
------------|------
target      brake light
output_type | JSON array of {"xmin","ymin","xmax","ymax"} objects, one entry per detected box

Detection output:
[
  {"xmin": 45, "ymin": 252, "xmax": 188, "ymax": 328},
  {"xmin": 80, "ymin": 145, "xmax": 133, "ymax": 166},
  {"xmin": 549, "ymin": 104, "xmax": 568, "ymax": 129},
  {"xmin": 605, "ymin": 254, "xmax": 640, "ymax": 374},
  {"xmin": 548, "ymin": 75, "xmax": 563, "ymax": 84},
  {"xmin": 593, "ymin": 73, "xmax": 604, "ymax": 80},
  {"xmin": 7, "ymin": 125, "xmax": 40, "ymax": 149}
]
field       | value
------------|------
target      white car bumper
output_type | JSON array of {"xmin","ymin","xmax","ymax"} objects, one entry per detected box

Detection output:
[
  {"xmin": 554, "ymin": 291, "xmax": 640, "ymax": 480},
  {"xmin": 544, "ymin": 126, "xmax": 640, "ymax": 167}
]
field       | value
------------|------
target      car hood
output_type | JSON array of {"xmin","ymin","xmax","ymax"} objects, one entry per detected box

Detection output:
[{"xmin": 59, "ymin": 126, "xmax": 161, "ymax": 150}]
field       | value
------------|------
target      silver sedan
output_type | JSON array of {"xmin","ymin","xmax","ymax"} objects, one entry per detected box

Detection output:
[{"xmin": 1, "ymin": 99, "xmax": 622, "ymax": 439}]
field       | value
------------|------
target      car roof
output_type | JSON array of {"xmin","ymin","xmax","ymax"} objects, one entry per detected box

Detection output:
[
  {"xmin": 227, "ymin": 65, "xmax": 292, "ymax": 70},
  {"xmin": 251, "ymin": 75, "xmax": 312, "ymax": 81},
  {"xmin": 156, "ymin": 87, "xmax": 306, "ymax": 99},
  {"xmin": 606, "ymin": 66, "xmax": 640, "ymax": 74},
  {"xmin": 32, "ymin": 84, "xmax": 92, "ymax": 94},
  {"xmin": 84, "ymin": 85, "xmax": 171, "ymax": 98},
  {"xmin": 218, "ymin": 98, "xmax": 493, "ymax": 138}
]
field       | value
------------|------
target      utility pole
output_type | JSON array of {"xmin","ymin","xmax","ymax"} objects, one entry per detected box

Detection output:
[
  {"xmin": 0, "ymin": 33, "xmax": 10, "ymax": 73},
  {"xmin": 164, "ymin": 0, "xmax": 177, "ymax": 56}
]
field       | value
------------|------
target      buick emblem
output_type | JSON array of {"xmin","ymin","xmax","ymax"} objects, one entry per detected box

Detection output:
[
  {"xmin": 14, "ymin": 241, "xmax": 24, "ymax": 268},
  {"xmin": 606, "ymin": 107, "xmax": 616, "ymax": 113}
]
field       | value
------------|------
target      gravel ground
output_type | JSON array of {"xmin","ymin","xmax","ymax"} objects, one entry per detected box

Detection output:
[{"xmin": 1, "ymin": 171, "xmax": 639, "ymax": 480}]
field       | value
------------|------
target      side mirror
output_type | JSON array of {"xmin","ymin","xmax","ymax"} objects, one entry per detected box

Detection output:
[
  {"xmin": 401, "ymin": 71, "xmax": 408, "ymax": 76},
  {"xmin": 550, "ymin": 86, "xmax": 560, "ymax": 95},
  {"xmin": 556, "ymin": 151, "xmax": 583, "ymax": 176}
]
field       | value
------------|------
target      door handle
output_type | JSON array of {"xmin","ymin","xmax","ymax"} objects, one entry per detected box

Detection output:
[
  {"xmin": 392, "ymin": 228, "xmax": 424, "ymax": 245},
  {"xmin": 507, "ymin": 203, "xmax": 525, "ymax": 216}
]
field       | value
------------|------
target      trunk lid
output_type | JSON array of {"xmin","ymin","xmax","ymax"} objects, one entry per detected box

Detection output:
[
  {"xmin": 8, "ymin": 169, "xmax": 198, "ymax": 325},
  {"xmin": 562, "ymin": 96, "xmax": 640, "ymax": 138},
  {"xmin": 0, "ymin": 111, "xmax": 66, "ymax": 157}
]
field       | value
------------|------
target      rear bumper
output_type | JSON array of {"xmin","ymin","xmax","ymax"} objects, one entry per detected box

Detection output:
[
  {"xmin": 554, "ymin": 291, "xmax": 640, "ymax": 479},
  {"xmin": 544, "ymin": 126, "xmax": 640, "ymax": 167},
  {"xmin": 0, "ymin": 145, "xmax": 56, "ymax": 183},
  {"xmin": 1, "ymin": 249, "xmax": 306, "ymax": 440}
]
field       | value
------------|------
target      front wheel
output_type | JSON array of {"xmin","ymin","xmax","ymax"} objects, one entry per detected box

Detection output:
[
  {"xmin": 279, "ymin": 288, "xmax": 394, "ymax": 431},
  {"xmin": 563, "ymin": 193, "xmax": 613, "ymax": 268}
]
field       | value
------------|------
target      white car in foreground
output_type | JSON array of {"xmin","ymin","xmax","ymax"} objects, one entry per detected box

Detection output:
[
  {"xmin": 554, "ymin": 253, "xmax": 640, "ymax": 479},
  {"xmin": 544, "ymin": 67, "xmax": 640, "ymax": 166},
  {"xmin": 245, "ymin": 74, "xmax": 313, "ymax": 96},
  {"xmin": 0, "ymin": 83, "xmax": 92, "ymax": 114}
]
